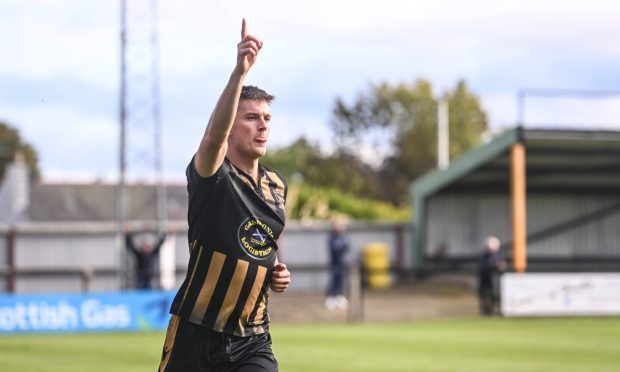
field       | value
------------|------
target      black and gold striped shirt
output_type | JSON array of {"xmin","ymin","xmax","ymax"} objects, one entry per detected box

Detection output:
[{"xmin": 169, "ymin": 157, "xmax": 287, "ymax": 337}]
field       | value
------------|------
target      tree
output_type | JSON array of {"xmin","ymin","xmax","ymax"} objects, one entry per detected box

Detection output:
[
  {"xmin": 331, "ymin": 79, "xmax": 488, "ymax": 204},
  {"xmin": 261, "ymin": 138, "xmax": 410, "ymax": 221},
  {"xmin": 262, "ymin": 137, "xmax": 380, "ymax": 198},
  {"xmin": 445, "ymin": 81, "xmax": 488, "ymax": 158},
  {"xmin": 0, "ymin": 121, "xmax": 40, "ymax": 181},
  {"xmin": 261, "ymin": 137, "xmax": 317, "ymax": 181}
]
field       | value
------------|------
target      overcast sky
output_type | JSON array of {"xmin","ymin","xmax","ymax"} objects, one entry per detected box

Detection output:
[{"xmin": 1, "ymin": 0, "xmax": 619, "ymax": 182}]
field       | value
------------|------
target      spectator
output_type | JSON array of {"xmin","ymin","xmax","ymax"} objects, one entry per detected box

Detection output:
[
  {"xmin": 125, "ymin": 227, "xmax": 167, "ymax": 289},
  {"xmin": 326, "ymin": 219, "xmax": 350, "ymax": 311},
  {"xmin": 478, "ymin": 235, "xmax": 506, "ymax": 315}
]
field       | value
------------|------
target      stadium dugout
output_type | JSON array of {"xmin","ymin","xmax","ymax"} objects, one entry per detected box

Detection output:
[{"xmin": 411, "ymin": 128, "xmax": 620, "ymax": 274}]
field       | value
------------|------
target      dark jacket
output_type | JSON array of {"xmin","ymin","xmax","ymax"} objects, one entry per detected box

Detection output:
[{"xmin": 125, "ymin": 232, "xmax": 167, "ymax": 279}]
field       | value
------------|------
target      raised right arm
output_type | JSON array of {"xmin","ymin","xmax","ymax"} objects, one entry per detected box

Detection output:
[{"xmin": 194, "ymin": 18, "xmax": 263, "ymax": 177}]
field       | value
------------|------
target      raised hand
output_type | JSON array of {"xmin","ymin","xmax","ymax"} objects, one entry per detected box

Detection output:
[{"xmin": 236, "ymin": 18, "xmax": 263, "ymax": 76}]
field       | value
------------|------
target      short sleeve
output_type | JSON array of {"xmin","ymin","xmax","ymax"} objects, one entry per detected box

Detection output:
[{"xmin": 186, "ymin": 155, "xmax": 223, "ymax": 187}]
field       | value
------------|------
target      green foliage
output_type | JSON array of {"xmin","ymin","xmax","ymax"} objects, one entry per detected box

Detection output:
[
  {"xmin": 331, "ymin": 79, "xmax": 488, "ymax": 204},
  {"xmin": 263, "ymin": 78, "xmax": 488, "ymax": 208},
  {"xmin": 0, "ymin": 121, "xmax": 40, "ymax": 181},
  {"xmin": 263, "ymin": 139, "xmax": 389, "ymax": 220},
  {"xmin": 263, "ymin": 138, "xmax": 380, "ymax": 199},
  {"xmin": 262, "ymin": 137, "xmax": 316, "ymax": 181},
  {"xmin": 287, "ymin": 182, "xmax": 410, "ymax": 221},
  {"xmin": 446, "ymin": 81, "xmax": 489, "ymax": 158}
]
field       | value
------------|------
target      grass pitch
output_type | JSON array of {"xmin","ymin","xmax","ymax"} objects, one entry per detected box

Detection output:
[{"xmin": 1, "ymin": 317, "xmax": 619, "ymax": 372}]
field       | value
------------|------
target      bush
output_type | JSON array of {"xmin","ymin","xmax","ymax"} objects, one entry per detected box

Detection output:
[{"xmin": 287, "ymin": 183, "xmax": 410, "ymax": 222}]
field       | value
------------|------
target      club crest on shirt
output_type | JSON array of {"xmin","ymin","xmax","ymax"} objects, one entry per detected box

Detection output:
[{"xmin": 237, "ymin": 217, "xmax": 276, "ymax": 260}]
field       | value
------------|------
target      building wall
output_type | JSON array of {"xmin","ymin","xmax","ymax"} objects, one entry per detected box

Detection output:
[
  {"xmin": 0, "ymin": 221, "xmax": 411, "ymax": 294},
  {"xmin": 426, "ymin": 193, "xmax": 620, "ymax": 266}
]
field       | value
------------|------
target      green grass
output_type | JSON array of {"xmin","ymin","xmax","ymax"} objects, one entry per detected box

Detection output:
[
  {"xmin": 1, "ymin": 318, "xmax": 619, "ymax": 371},
  {"xmin": 274, "ymin": 318, "xmax": 620, "ymax": 372}
]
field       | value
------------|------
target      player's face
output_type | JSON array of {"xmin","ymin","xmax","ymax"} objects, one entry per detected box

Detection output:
[{"xmin": 229, "ymin": 99, "xmax": 271, "ymax": 159}]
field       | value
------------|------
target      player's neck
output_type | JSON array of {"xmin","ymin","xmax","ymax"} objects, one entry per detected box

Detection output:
[{"xmin": 227, "ymin": 152, "xmax": 259, "ymax": 182}]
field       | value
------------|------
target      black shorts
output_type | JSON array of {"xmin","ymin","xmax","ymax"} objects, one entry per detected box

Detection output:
[{"xmin": 159, "ymin": 315, "xmax": 278, "ymax": 372}]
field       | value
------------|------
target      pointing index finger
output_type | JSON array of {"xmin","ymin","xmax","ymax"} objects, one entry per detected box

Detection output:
[{"xmin": 241, "ymin": 18, "xmax": 247, "ymax": 40}]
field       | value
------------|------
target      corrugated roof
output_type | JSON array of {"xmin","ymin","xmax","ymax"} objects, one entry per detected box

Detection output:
[
  {"xmin": 409, "ymin": 128, "xmax": 620, "ymax": 268},
  {"xmin": 26, "ymin": 183, "xmax": 188, "ymax": 221},
  {"xmin": 411, "ymin": 128, "xmax": 620, "ymax": 199}
]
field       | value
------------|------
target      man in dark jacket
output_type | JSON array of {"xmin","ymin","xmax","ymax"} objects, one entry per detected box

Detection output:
[
  {"xmin": 125, "ymin": 228, "xmax": 167, "ymax": 289},
  {"xmin": 478, "ymin": 236, "xmax": 506, "ymax": 315}
]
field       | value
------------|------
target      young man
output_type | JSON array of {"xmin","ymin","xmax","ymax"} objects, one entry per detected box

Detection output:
[{"xmin": 159, "ymin": 19, "xmax": 291, "ymax": 372}]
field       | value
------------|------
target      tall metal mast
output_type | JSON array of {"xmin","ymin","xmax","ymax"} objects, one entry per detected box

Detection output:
[{"xmin": 118, "ymin": 0, "xmax": 166, "ymax": 289}]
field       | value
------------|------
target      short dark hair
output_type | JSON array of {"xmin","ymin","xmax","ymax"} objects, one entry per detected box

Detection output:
[{"xmin": 240, "ymin": 85, "xmax": 275, "ymax": 103}]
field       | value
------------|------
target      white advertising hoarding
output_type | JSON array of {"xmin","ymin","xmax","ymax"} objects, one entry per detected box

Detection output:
[{"xmin": 501, "ymin": 273, "xmax": 620, "ymax": 316}]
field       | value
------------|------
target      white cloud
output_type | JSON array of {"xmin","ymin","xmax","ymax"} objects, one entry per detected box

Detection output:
[
  {"xmin": 269, "ymin": 112, "xmax": 332, "ymax": 147},
  {"xmin": 0, "ymin": 1, "xmax": 118, "ymax": 89},
  {"xmin": 0, "ymin": 102, "xmax": 118, "ymax": 180},
  {"xmin": 481, "ymin": 92, "xmax": 620, "ymax": 130},
  {"xmin": 1, "ymin": 0, "xmax": 620, "ymax": 181},
  {"xmin": 480, "ymin": 92, "xmax": 520, "ymax": 128},
  {"xmin": 522, "ymin": 96, "xmax": 620, "ymax": 129}
]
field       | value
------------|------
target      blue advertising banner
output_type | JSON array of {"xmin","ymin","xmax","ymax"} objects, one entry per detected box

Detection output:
[{"xmin": 0, "ymin": 291, "xmax": 175, "ymax": 334}]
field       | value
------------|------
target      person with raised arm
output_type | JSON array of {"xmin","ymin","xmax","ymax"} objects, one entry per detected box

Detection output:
[{"xmin": 159, "ymin": 19, "xmax": 290, "ymax": 372}]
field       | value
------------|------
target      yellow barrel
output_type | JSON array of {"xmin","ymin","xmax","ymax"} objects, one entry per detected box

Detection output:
[{"xmin": 362, "ymin": 243, "xmax": 390, "ymax": 289}]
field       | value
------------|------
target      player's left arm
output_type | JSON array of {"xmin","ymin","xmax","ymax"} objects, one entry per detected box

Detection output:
[{"xmin": 271, "ymin": 256, "xmax": 290, "ymax": 292}]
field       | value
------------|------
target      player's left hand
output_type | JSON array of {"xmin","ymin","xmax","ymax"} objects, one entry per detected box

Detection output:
[
  {"xmin": 235, "ymin": 18, "xmax": 263, "ymax": 76},
  {"xmin": 270, "ymin": 263, "xmax": 290, "ymax": 292}
]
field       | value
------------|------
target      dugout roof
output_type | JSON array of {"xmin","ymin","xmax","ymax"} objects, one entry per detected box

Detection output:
[
  {"xmin": 411, "ymin": 128, "xmax": 620, "ymax": 197},
  {"xmin": 409, "ymin": 128, "xmax": 620, "ymax": 269}
]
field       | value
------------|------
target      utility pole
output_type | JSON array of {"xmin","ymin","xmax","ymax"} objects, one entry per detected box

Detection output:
[
  {"xmin": 118, "ymin": 0, "xmax": 166, "ymax": 289},
  {"xmin": 437, "ymin": 99, "xmax": 449, "ymax": 169}
]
